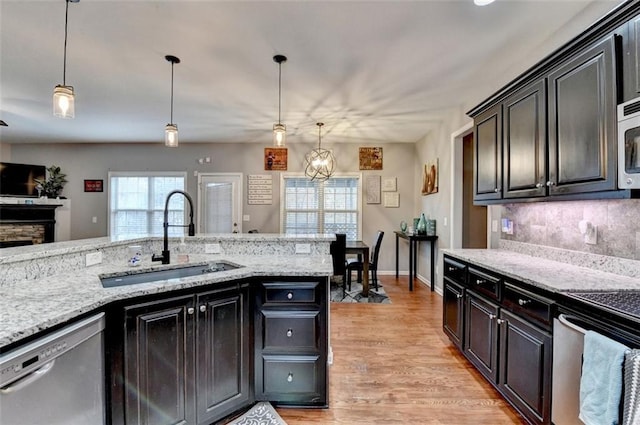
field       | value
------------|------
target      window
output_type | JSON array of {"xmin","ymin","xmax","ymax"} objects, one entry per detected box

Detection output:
[
  {"xmin": 281, "ymin": 175, "xmax": 361, "ymax": 240},
  {"xmin": 108, "ymin": 172, "xmax": 186, "ymax": 238}
]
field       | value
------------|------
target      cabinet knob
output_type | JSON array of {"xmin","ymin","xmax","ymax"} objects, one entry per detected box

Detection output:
[
  {"xmin": 447, "ymin": 266, "xmax": 456, "ymax": 272},
  {"xmin": 187, "ymin": 307, "xmax": 195, "ymax": 315},
  {"xmin": 535, "ymin": 182, "xmax": 543, "ymax": 188},
  {"xmin": 456, "ymin": 294, "xmax": 463, "ymax": 299},
  {"xmin": 475, "ymin": 279, "xmax": 486, "ymax": 285},
  {"xmin": 287, "ymin": 292, "xmax": 293, "ymax": 300},
  {"xmin": 199, "ymin": 305, "xmax": 206, "ymax": 313},
  {"xmin": 518, "ymin": 299, "xmax": 531, "ymax": 306},
  {"xmin": 287, "ymin": 373, "xmax": 293, "ymax": 383},
  {"xmin": 494, "ymin": 188, "xmax": 501, "ymax": 193},
  {"xmin": 286, "ymin": 329, "xmax": 293, "ymax": 338},
  {"xmin": 497, "ymin": 319, "xmax": 506, "ymax": 325},
  {"xmin": 546, "ymin": 181, "xmax": 555, "ymax": 186},
  {"xmin": 489, "ymin": 314, "xmax": 496, "ymax": 320}
]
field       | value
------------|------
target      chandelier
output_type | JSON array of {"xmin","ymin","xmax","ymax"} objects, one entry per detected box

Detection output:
[{"xmin": 304, "ymin": 123, "xmax": 336, "ymax": 181}]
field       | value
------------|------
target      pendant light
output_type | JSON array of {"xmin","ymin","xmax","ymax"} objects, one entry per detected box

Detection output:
[
  {"xmin": 273, "ymin": 55, "xmax": 287, "ymax": 147},
  {"xmin": 304, "ymin": 123, "xmax": 336, "ymax": 181},
  {"xmin": 165, "ymin": 55, "xmax": 180, "ymax": 147},
  {"xmin": 53, "ymin": 0, "xmax": 79, "ymax": 119}
]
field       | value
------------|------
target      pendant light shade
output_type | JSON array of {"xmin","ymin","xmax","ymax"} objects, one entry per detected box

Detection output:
[
  {"xmin": 53, "ymin": 0, "xmax": 79, "ymax": 119},
  {"xmin": 304, "ymin": 123, "xmax": 336, "ymax": 181},
  {"xmin": 164, "ymin": 55, "xmax": 180, "ymax": 147},
  {"xmin": 273, "ymin": 55, "xmax": 287, "ymax": 147}
]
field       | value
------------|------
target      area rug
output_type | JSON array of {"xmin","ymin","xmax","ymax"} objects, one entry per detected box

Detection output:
[
  {"xmin": 224, "ymin": 402, "xmax": 288, "ymax": 425},
  {"xmin": 330, "ymin": 277, "xmax": 391, "ymax": 303}
]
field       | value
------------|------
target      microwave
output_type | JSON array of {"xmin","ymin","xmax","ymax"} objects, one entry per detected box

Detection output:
[{"xmin": 618, "ymin": 97, "xmax": 640, "ymax": 188}]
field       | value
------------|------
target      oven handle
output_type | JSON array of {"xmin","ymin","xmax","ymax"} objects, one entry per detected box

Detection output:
[{"xmin": 0, "ymin": 360, "xmax": 55, "ymax": 394}]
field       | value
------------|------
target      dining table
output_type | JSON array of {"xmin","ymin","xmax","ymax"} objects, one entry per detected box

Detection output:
[{"xmin": 345, "ymin": 240, "xmax": 370, "ymax": 297}]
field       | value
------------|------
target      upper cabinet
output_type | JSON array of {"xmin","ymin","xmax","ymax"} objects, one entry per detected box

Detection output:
[
  {"xmin": 469, "ymin": 2, "xmax": 640, "ymax": 204},
  {"xmin": 547, "ymin": 36, "xmax": 618, "ymax": 195}
]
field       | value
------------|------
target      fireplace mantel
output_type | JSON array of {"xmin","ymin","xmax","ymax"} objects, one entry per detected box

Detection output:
[{"xmin": 0, "ymin": 203, "xmax": 63, "ymax": 245}]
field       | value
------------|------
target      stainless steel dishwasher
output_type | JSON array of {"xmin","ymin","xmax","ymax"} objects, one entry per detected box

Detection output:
[{"xmin": 0, "ymin": 313, "xmax": 106, "ymax": 425}]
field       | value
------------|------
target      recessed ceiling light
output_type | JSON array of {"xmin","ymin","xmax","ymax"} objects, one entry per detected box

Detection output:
[{"xmin": 474, "ymin": 0, "xmax": 495, "ymax": 5}]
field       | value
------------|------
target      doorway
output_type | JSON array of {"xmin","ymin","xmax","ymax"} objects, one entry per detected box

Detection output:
[
  {"xmin": 197, "ymin": 173, "xmax": 243, "ymax": 233},
  {"xmin": 462, "ymin": 133, "xmax": 487, "ymax": 248}
]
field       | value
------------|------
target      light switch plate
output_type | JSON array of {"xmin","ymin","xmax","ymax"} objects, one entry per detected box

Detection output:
[
  {"xmin": 295, "ymin": 243, "xmax": 311, "ymax": 254},
  {"xmin": 86, "ymin": 251, "xmax": 102, "ymax": 267},
  {"xmin": 205, "ymin": 243, "xmax": 221, "ymax": 254}
]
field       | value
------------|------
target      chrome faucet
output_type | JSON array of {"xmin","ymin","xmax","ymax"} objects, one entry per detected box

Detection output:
[{"xmin": 152, "ymin": 190, "xmax": 195, "ymax": 265}]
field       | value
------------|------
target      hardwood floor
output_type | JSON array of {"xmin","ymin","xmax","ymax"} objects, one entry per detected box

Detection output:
[{"xmin": 276, "ymin": 275, "xmax": 526, "ymax": 424}]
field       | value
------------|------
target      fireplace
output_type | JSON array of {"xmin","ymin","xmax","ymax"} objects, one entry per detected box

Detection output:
[{"xmin": 0, "ymin": 204, "xmax": 62, "ymax": 246}]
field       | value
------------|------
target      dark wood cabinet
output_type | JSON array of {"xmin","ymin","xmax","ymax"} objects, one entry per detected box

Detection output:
[
  {"xmin": 464, "ymin": 290, "xmax": 500, "ymax": 383},
  {"xmin": 502, "ymin": 79, "xmax": 547, "ymax": 199},
  {"xmin": 443, "ymin": 254, "xmax": 554, "ymax": 425},
  {"xmin": 254, "ymin": 279, "xmax": 328, "ymax": 407},
  {"xmin": 474, "ymin": 103, "xmax": 503, "ymax": 202},
  {"xmin": 498, "ymin": 309, "xmax": 552, "ymax": 425},
  {"xmin": 547, "ymin": 35, "xmax": 618, "ymax": 195},
  {"xmin": 121, "ymin": 282, "xmax": 250, "ymax": 425}
]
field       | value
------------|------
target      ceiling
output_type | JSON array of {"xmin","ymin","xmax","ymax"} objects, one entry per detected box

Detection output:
[{"xmin": 0, "ymin": 0, "xmax": 626, "ymax": 146}]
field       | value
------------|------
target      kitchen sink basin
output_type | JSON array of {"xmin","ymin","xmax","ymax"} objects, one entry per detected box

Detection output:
[{"xmin": 100, "ymin": 262, "xmax": 241, "ymax": 288}]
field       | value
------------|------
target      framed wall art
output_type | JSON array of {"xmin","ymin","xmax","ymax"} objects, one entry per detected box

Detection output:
[
  {"xmin": 365, "ymin": 175, "xmax": 381, "ymax": 204},
  {"xmin": 383, "ymin": 192, "xmax": 400, "ymax": 208},
  {"xmin": 421, "ymin": 158, "xmax": 438, "ymax": 195},
  {"xmin": 359, "ymin": 147, "xmax": 383, "ymax": 170},
  {"xmin": 264, "ymin": 148, "xmax": 288, "ymax": 171},
  {"xmin": 382, "ymin": 177, "xmax": 397, "ymax": 192}
]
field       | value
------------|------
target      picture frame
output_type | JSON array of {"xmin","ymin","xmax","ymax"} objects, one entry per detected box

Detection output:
[
  {"xmin": 359, "ymin": 147, "xmax": 383, "ymax": 170},
  {"xmin": 383, "ymin": 192, "xmax": 400, "ymax": 208},
  {"xmin": 382, "ymin": 177, "xmax": 397, "ymax": 192},
  {"xmin": 84, "ymin": 179, "xmax": 103, "ymax": 192},
  {"xmin": 264, "ymin": 147, "xmax": 288, "ymax": 171},
  {"xmin": 365, "ymin": 175, "xmax": 381, "ymax": 204},
  {"xmin": 421, "ymin": 158, "xmax": 438, "ymax": 196}
]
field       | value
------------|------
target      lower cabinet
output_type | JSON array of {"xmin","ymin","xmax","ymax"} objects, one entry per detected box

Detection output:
[
  {"xmin": 443, "ymin": 255, "xmax": 553, "ymax": 425},
  {"xmin": 254, "ymin": 279, "xmax": 328, "ymax": 407},
  {"xmin": 120, "ymin": 282, "xmax": 250, "ymax": 425}
]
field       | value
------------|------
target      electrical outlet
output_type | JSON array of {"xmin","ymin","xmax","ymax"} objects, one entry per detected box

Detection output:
[
  {"xmin": 85, "ymin": 251, "xmax": 102, "ymax": 267},
  {"xmin": 327, "ymin": 346, "xmax": 334, "ymax": 365},
  {"xmin": 295, "ymin": 243, "xmax": 311, "ymax": 254},
  {"xmin": 205, "ymin": 243, "xmax": 221, "ymax": 254}
]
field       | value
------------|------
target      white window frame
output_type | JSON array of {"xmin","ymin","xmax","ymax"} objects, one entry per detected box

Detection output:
[
  {"xmin": 108, "ymin": 171, "xmax": 187, "ymax": 238},
  {"xmin": 279, "ymin": 173, "xmax": 362, "ymax": 240}
]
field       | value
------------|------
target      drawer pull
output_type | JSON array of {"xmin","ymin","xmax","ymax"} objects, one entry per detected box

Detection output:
[
  {"xmin": 447, "ymin": 266, "xmax": 456, "ymax": 272},
  {"xmin": 286, "ymin": 329, "xmax": 293, "ymax": 338},
  {"xmin": 497, "ymin": 319, "xmax": 506, "ymax": 325},
  {"xmin": 518, "ymin": 299, "xmax": 531, "ymax": 306},
  {"xmin": 287, "ymin": 292, "xmax": 293, "ymax": 300},
  {"xmin": 489, "ymin": 314, "xmax": 496, "ymax": 320},
  {"xmin": 475, "ymin": 279, "xmax": 486, "ymax": 285},
  {"xmin": 456, "ymin": 294, "xmax": 463, "ymax": 299},
  {"xmin": 187, "ymin": 307, "xmax": 195, "ymax": 315},
  {"xmin": 287, "ymin": 373, "xmax": 293, "ymax": 383},
  {"xmin": 199, "ymin": 305, "xmax": 206, "ymax": 313}
]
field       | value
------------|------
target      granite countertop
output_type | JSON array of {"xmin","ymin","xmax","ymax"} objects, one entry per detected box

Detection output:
[
  {"xmin": 0, "ymin": 237, "xmax": 334, "ymax": 350},
  {"xmin": 443, "ymin": 249, "xmax": 640, "ymax": 294}
]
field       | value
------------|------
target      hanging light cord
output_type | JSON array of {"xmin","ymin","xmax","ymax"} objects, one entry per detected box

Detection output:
[
  {"xmin": 277, "ymin": 61, "xmax": 282, "ymax": 124},
  {"xmin": 170, "ymin": 61, "xmax": 174, "ymax": 124},
  {"xmin": 62, "ymin": 0, "xmax": 70, "ymax": 85}
]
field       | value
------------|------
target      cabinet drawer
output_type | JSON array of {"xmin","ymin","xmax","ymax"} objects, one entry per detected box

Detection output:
[
  {"xmin": 502, "ymin": 282, "xmax": 553, "ymax": 328},
  {"xmin": 263, "ymin": 310, "xmax": 319, "ymax": 350},
  {"xmin": 262, "ymin": 282, "xmax": 319, "ymax": 304},
  {"xmin": 444, "ymin": 256, "xmax": 467, "ymax": 285},
  {"xmin": 262, "ymin": 355, "xmax": 321, "ymax": 395},
  {"xmin": 468, "ymin": 267, "xmax": 501, "ymax": 300}
]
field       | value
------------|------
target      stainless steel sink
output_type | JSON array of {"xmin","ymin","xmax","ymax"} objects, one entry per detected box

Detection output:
[{"xmin": 100, "ymin": 262, "xmax": 240, "ymax": 288}]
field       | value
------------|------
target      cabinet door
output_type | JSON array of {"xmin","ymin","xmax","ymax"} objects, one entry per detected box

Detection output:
[
  {"xmin": 498, "ymin": 309, "xmax": 552, "ymax": 425},
  {"xmin": 443, "ymin": 279, "xmax": 465, "ymax": 349},
  {"xmin": 124, "ymin": 295, "xmax": 195, "ymax": 425},
  {"xmin": 195, "ymin": 284, "xmax": 250, "ymax": 425},
  {"xmin": 464, "ymin": 291, "xmax": 499, "ymax": 383},
  {"xmin": 503, "ymin": 79, "xmax": 547, "ymax": 199},
  {"xmin": 474, "ymin": 104, "xmax": 503, "ymax": 201},
  {"xmin": 623, "ymin": 17, "xmax": 639, "ymax": 102},
  {"xmin": 547, "ymin": 35, "xmax": 618, "ymax": 195}
]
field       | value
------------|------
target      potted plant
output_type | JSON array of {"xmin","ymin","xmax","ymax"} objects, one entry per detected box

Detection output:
[{"xmin": 35, "ymin": 165, "xmax": 68, "ymax": 198}]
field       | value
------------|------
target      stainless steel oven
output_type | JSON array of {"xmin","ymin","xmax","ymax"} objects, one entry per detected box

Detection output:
[{"xmin": 617, "ymin": 96, "xmax": 640, "ymax": 188}]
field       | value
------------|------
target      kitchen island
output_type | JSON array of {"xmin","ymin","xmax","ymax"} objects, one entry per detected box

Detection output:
[{"xmin": 0, "ymin": 233, "xmax": 334, "ymax": 424}]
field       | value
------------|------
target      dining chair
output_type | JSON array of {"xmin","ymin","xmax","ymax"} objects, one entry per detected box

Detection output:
[
  {"xmin": 330, "ymin": 233, "xmax": 347, "ymax": 284},
  {"xmin": 346, "ymin": 230, "xmax": 384, "ymax": 292}
]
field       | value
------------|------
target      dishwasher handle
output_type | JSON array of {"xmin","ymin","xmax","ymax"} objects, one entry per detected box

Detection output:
[
  {"xmin": 0, "ymin": 360, "xmax": 55, "ymax": 394},
  {"xmin": 557, "ymin": 313, "xmax": 588, "ymax": 335}
]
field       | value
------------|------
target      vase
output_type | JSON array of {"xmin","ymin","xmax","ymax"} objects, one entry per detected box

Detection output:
[{"xmin": 416, "ymin": 213, "xmax": 427, "ymax": 235}]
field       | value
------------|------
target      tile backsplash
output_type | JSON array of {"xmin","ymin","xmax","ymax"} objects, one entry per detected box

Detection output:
[{"xmin": 501, "ymin": 199, "xmax": 640, "ymax": 261}]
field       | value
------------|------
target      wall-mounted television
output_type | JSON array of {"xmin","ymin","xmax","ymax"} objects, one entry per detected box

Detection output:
[{"xmin": 0, "ymin": 162, "xmax": 46, "ymax": 197}]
